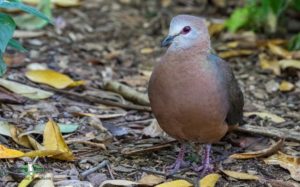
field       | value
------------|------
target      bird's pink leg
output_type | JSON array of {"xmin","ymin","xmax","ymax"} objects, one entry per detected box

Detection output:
[
  {"xmin": 193, "ymin": 144, "xmax": 213, "ymax": 177},
  {"xmin": 166, "ymin": 144, "xmax": 189, "ymax": 175}
]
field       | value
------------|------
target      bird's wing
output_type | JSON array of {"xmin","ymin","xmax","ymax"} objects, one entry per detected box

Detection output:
[{"xmin": 208, "ymin": 54, "xmax": 244, "ymax": 125}]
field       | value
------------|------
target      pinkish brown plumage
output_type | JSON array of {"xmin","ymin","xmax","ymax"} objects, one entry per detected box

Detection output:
[{"xmin": 148, "ymin": 15, "xmax": 244, "ymax": 176}]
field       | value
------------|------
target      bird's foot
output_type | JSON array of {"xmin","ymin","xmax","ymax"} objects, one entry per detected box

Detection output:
[
  {"xmin": 165, "ymin": 143, "xmax": 189, "ymax": 175},
  {"xmin": 165, "ymin": 159, "xmax": 190, "ymax": 175},
  {"xmin": 193, "ymin": 144, "xmax": 213, "ymax": 177},
  {"xmin": 192, "ymin": 162, "xmax": 214, "ymax": 177}
]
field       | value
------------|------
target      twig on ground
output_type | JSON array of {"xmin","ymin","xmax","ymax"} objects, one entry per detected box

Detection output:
[
  {"xmin": 235, "ymin": 124, "xmax": 300, "ymax": 142},
  {"xmin": 42, "ymin": 85, "xmax": 151, "ymax": 112},
  {"xmin": 106, "ymin": 162, "xmax": 115, "ymax": 180},
  {"xmin": 80, "ymin": 160, "xmax": 109, "ymax": 178},
  {"xmin": 104, "ymin": 80, "xmax": 150, "ymax": 106},
  {"xmin": 121, "ymin": 141, "xmax": 175, "ymax": 156},
  {"xmin": 66, "ymin": 139, "xmax": 106, "ymax": 150}
]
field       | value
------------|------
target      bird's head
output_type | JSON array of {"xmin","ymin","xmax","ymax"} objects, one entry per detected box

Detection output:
[{"xmin": 161, "ymin": 15, "xmax": 210, "ymax": 52}]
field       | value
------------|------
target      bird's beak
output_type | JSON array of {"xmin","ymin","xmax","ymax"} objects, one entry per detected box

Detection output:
[{"xmin": 161, "ymin": 35, "xmax": 176, "ymax": 47}]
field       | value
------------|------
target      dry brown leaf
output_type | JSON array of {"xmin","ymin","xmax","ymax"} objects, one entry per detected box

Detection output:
[
  {"xmin": 100, "ymin": 180, "xmax": 146, "ymax": 187},
  {"xmin": 218, "ymin": 49, "xmax": 254, "ymax": 59},
  {"xmin": 279, "ymin": 81, "xmax": 294, "ymax": 92},
  {"xmin": 279, "ymin": 59, "xmax": 300, "ymax": 70},
  {"xmin": 13, "ymin": 30, "xmax": 45, "ymax": 38},
  {"xmin": 267, "ymin": 179, "xmax": 299, "ymax": 187},
  {"xmin": 221, "ymin": 170, "xmax": 260, "ymax": 180},
  {"xmin": 143, "ymin": 119, "xmax": 169, "ymax": 138},
  {"xmin": 0, "ymin": 144, "xmax": 24, "ymax": 158},
  {"xmin": 267, "ymin": 43, "xmax": 292, "ymax": 59},
  {"xmin": 0, "ymin": 78, "xmax": 53, "ymax": 100},
  {"xmin": 244, "ymin": 112, "xmax": 285, "ymax": 123},
  {"xmin": 259, "ymin": 53, "xmax": 280, "ymax": 75},
  {"xmin": 264, "ymin": 152, "xmax": 300, "ymax": 181},
  {"xmin": 199, "ymin": 173, "xmax": 220, "ymax": 187},
  {"xmin": 138, "ymin": 174, "xmax": 165, "ymax": 186},
  {"xmin": 230, "ymin": 139, "xmax": 284, "ymax": 159}
]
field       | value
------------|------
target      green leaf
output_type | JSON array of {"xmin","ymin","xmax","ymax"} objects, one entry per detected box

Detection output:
[
  {"xmin": 264, "ymin": 0, "xmax": 287, "ymax": 16},
  {"xmin": 14, "ymin": 0, "xmax": 52, "ymax": 30},
  {"xmin": 34, "ymin": 123, "xmax": 79, "ymax": 134},
  {"xmin": 288, "ymin": 33, "xmax": 300, "ymax": 51},
  {"xmin": 0, "ymin": 1, "xmax": 51, "ymax": 23},
  {"xmin": 0, "ymin": 13, "xmax": 15, "ymax": 53},
  {"xmin": 0, "ymin": 53, "xmax": 7, "ymax": 76},
  {"xmin": 292, "ymin": 0, "xmax": 300, "ymax": 11},
  {"xmin": 225, "ymin": 6, "xmax": 250, "ymax": 32},
  {"xmin": 8, "ymin": 38, "xmax": 27, "ymax": 52}
]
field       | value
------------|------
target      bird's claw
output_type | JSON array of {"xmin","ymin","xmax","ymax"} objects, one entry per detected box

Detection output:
[{"xmin": 165, "ymin": 160, "xmax": 190, "ymax": 175}]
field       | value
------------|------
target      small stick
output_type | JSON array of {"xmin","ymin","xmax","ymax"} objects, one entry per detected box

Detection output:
[
  {"xmin": 104, "ymin": 81, "xmax": 150, "ymax": 106},
  {"xmin": 235, "ymin": 124, "xmax": 300, "ymax": 142},
  {"xmin": 66, "ymin": 140, "xmax": 106, "ymax": 150},
  {"xmin": 8, "ymin": 79, "xmax": 151, "ymax": 112},
  {"xmin": 80, "ymin": 160, "xmax": 108, "ymax": 178},
  {"xmin": 41, "ymin": 86, "xmax": 151, "ymax": 112},
  {"xmin": 106, "ymin": 162, "xmax": 115, "ymax": 180}
]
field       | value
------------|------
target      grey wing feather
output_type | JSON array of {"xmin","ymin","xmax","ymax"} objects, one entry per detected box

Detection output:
[{"xmin": 208, "ymin": 54, "xmax": 244, "ymax": 125}]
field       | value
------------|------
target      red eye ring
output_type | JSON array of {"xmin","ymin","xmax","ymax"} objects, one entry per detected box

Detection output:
[{"xmin": 182, "ymin": 26, "xmax": 191, "ymax": 34}]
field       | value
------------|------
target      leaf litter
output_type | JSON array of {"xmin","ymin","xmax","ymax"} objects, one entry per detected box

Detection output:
[{"xmin": 0, "ymin": 1, "xmax": 299, "ymax": 187}]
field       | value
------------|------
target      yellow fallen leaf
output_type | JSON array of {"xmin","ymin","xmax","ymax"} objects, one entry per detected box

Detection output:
[
  {"xmin": 18, "ymin": 175, "xmax": 37, "ymax": 187},
  {"xmin": 259, "ymin": 53, "xmax": 280, "ymax": 75},
  {"xmin": 23, "ymin": 150, "xmax": 63, "ymax": 158},
  {"xmin": 244, "ymin": 112, "xmax": 285, "ymax": 123},
  {"xmin": 0, "ymin": 144, "xmax": 24, "ymax": 158},
  {"xmin": 221, "ymin": 170, "xmax": 259, "ymax": 180},
  {"xmin": 279, "ymin": 59, "xmax": 300, "ymax": 70},
  {"xmin": 68, "ymin": 80, "xmax": 85, "ymax": 88},
  {"xmin": 264, "ymin": 152, "xmax": 300, "ymax": 181},
  {"xmin": 218, "ymin": 49, "xmax": 254, "ymax": 59},
  {"xmin": 25, "ymin": 69, "xmax": 80, "ymax": 89},
  {"xmin": 155, "ymin": 180, "xmax": 192, "ymax": 187},
  {"xmin": 199, "ymin": 173, "xmax": 220, "ymax": 187},
  {"xmin": 10, "ymin": 125, "xmax": 42, "ymax": 150},
  {"xmin": 43, "ymin": 119, "xmax": 75, "ymax": 161},
  {"xmin": 279, "ymin": 81, "xmax": 294, "ymax": 92},
  {"xmin": 208, "ymin": 22, "xmax": 224, "ymax": 36},
  {"xmin": 230, "ymin": 139, "xmax": 283, "ymax": 159},
  {"xmin": 267, "ymin": 42, "xmax": 292, "ymax": 59}
]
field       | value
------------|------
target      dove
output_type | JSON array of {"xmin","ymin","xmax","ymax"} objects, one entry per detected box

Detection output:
[{"xmin": 148, "ymin": 15, "xmax": 244, "ymax": 176}]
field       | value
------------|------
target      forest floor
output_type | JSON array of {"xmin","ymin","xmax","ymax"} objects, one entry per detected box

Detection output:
[{"xmin": 0, "ymin": 0, "xmax": 299, "ymax": 187}]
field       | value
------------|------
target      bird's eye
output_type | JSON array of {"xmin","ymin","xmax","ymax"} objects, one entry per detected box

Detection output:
[{"xmin": 182, "ymin": 26, "xmax": 191, "ymax": 34}]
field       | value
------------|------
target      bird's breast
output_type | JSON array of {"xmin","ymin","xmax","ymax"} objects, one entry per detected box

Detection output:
[{"xmin": 149, "ymin": 56, "xmax": 229, "ymax": 143}]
